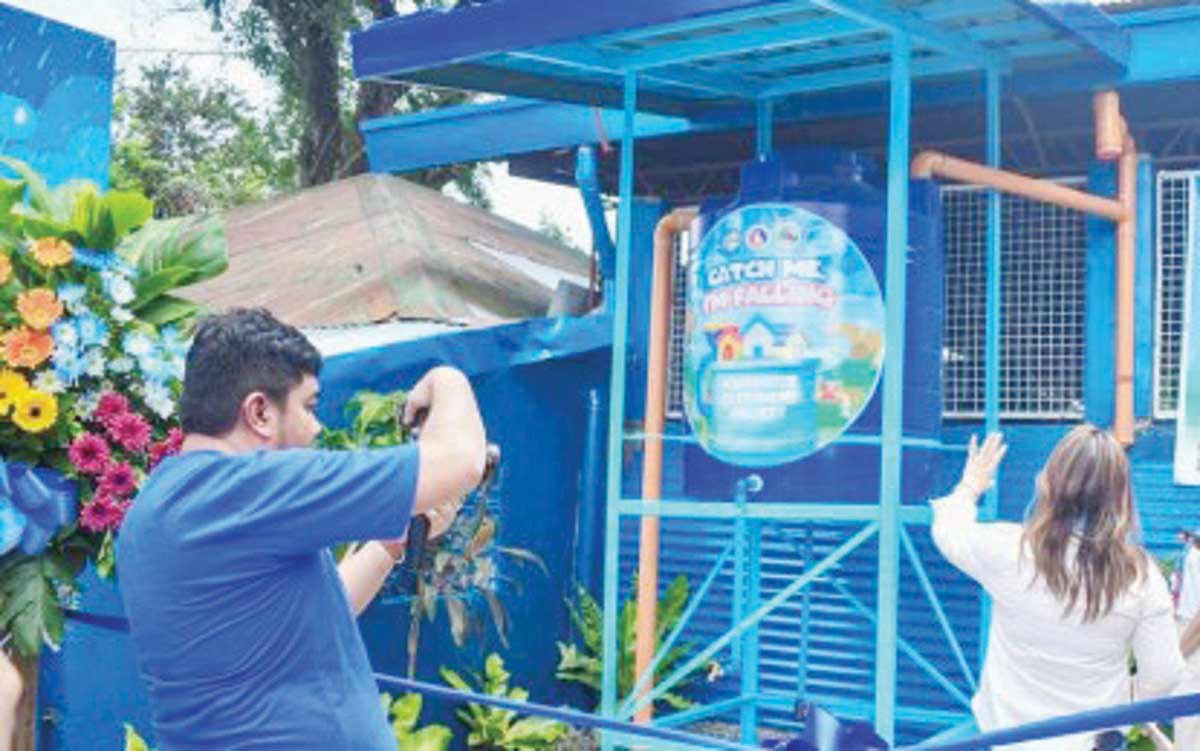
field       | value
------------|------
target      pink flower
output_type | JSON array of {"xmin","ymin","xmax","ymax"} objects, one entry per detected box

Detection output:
[
  {"xmin": 68, "ymin": 433, "xmax": 111, "ymax": 475},
  {"xmin": 148, "ymin": 427, "xmax": 185, "ymax": 472},
  {"xmin": 80, "ymin": 496, "xmax": 115, "ymax": 533},
  {"xmin": 107, "ymin": 412, "xmax": 151, "ymax": 453},
  {"xmin": 80, "ymin": 495, "xmax": 128, "ymax": 533},
  {"xmin": 98, "ymin": 462, "xmax": 138, "ymax": 498},
  {"xmin": 93, "ymin": 392, "xmax": 131, "ymax": 428}
]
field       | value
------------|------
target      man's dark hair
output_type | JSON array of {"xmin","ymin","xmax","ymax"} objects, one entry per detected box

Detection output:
[{"xmin": 180, "ymin": 308, "xmax": 322, "ymax": 436}]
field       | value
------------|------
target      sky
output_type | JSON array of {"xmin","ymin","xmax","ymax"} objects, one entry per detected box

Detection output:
[{"xmin": 5, "ymin": 0, "xmax": 593, "ymax": 248}]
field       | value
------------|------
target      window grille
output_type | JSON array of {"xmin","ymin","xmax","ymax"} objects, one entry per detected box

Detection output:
[{"xmin": 1155, "ymin": 171, "xmax": 1195, "ymax": 419}]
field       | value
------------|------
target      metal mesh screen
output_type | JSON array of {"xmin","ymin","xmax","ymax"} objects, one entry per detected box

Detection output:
[
  {"xmin": 942, "ymin": 182, "xmax": 1087, "ymax": 419},
  {"xmin": 1155, "ymin": 171, "xmax": 1194, "ymax": 419},
  {"xmin": 667, "ymin": 231, "xmax": 690, "ymax": 419}
]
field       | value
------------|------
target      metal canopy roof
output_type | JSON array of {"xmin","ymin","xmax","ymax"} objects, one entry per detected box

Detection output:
[{"xmin": 352, "ymin": 0, "xmax": 1129, "ymax": 117}]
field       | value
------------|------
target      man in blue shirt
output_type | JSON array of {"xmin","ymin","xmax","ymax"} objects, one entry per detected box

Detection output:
[{"xmin": 117, "ymin": 308, "xmax": 487, "ymax": 750}]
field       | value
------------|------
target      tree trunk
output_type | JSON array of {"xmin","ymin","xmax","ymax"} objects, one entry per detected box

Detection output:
[
  {"xmin": 258, "ymin": 0, "xmax": 347, "ymax": 187},
  {"xmin": 349, "ymin": 0, "xmax": 404, "ymax": 176}
]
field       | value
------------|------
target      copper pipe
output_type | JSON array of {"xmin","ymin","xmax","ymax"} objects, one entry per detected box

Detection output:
[
  {"xmin": 913, "ymin": 90, "xmax": 1139, "ymax": 446},
  {"xmin": 910, "ymin": 151, "xmax": 1125, "ymax": 222},
  {"xmin": 1094, "ymin": 91, "xmax": 1124, "ymax": 161},
  {"xmin": 1114, "ymin": 134, "xmax": 1137, "ymax": 445},
  {"xmin": 633, "ymin": 208, "xmax": 696, "ymax": 724}
]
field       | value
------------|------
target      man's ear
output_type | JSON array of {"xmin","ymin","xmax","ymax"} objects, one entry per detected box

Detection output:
[{"xmin": 240, "ymin": 392, "xmax": 278, "ymax": 441}]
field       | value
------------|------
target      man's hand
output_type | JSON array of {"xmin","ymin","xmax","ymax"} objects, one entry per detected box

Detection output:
[
  {"xmin": 958, "ymin": 433, "xmax": 1007, "ymax": 497},
  {"xmin": 404, "ymin": 367, "xmax": 487, "ymax": 516}
]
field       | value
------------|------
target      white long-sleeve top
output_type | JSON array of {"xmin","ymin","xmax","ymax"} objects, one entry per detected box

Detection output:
[{"xmin": 930, "ymin": 487, "xmax": 1185, "ymax": 751}]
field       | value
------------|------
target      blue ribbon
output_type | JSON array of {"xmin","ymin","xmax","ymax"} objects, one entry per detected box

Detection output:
[{"xmin": 0, "ymin": 461, "xmax": 78, "ymax": 555}]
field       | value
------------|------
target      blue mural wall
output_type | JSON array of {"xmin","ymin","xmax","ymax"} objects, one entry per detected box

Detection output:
[{"xmin": 0, "ymin": 5, "xmax": 115, "ymax": 187}]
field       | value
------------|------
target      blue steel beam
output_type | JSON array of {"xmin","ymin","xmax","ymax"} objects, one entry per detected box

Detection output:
[
  {"xmin": 1010, "ymin": 0, "xmax": 1129, "ymax": 70},
  {"xmin": 600, "ymin": 71, "xmax": 639, "ymax": 744},
  {"xmin": 807, "ymin": 0, "xmax": 1010, "ymax": 70},
  {"xmin": 360, "ymin": 98, "xmax": 695, "ymax": 173},
  {"xmin": 613, "ymin": 15, "xmax": 870, "ymax": 70},
  {"xmin": 625, "ymin": 522, "xmax": 880, "ymax": 717},
  {"xmin": 825, "ymin": 577, "xmax": 974, "ymax": 710},
  {"xmin": 616, "ymin": 541, "xmax": 736, "ymax": 719},
  {"xmin": 900, "ymin": 526, "xmax": 977, "ymax": 692},
  {"xmin": 509, "ymin": 46, "xmax": 759, "ymax": 98},
  {"xmin": 615, "ymin": 501, "xmax": 933, "ymax": 524},
  {"xmin": 352, "ymin": 0, "xmax": 789, "ymax": 79},
  {"xmin": 875, "ymin": 30, "xmax": 912, "ymax": 744}
]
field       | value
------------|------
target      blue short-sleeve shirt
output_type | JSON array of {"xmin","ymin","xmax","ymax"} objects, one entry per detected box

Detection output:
[{"xmin": 116, "ymin": 445, "xmax": 419, "ymax": 751}]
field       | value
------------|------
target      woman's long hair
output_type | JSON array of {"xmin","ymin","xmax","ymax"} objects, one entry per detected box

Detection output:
[{"xmin": 1022, "ymin": 424, "xmax": 1146, "ymax": 622}]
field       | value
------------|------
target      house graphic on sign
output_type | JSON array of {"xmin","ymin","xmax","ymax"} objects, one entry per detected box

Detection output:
[{"xmin": 741, "ymin": 314, "xmax": 810, "ymax": 360}]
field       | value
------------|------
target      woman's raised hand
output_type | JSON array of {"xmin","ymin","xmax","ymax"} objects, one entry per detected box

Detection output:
[{"xmin": 959, "ymin": 433, "xmax": 1007, "ymax": 497}]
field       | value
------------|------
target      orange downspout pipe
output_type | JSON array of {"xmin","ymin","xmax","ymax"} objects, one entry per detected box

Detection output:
[
  {"xmin": 911, "ymin": 90, "xmax": 1137, "ymax": 445},
  {"xmin": 633, "ymin": 208, "xmax": 695, "ymax": 724}
]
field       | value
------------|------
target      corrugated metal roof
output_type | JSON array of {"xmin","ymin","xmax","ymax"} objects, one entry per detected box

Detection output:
[{"xmin": 181, "ymin": 173, "xmax": 591, "ymax": 328}]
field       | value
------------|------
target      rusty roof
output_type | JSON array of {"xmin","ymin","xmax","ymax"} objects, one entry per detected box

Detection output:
[{"xmin": 181, "ymin": 173, "xmax": 591, "ymax": 328}]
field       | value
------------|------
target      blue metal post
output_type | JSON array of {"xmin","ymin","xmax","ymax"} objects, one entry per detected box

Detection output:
[
  {"xmin": 796, "ymin": 526, "xmax": 813, "ymax": 702},
  {"xmin": 575, "ymin": 389, "xmax": 605, "ymax": 593},
  {"xmin": 737, "ymin": 477, "xmax": 763, "ymax": 744},
  {"xmin": 601, "ymin": 71, "xmax": 638, "ymax": 748},
  {"xmin": 756, "ymin": 99, "xmax": 774, "ymax": 160},
  {"xmin": 875, "ymin": 31, "xmax": 911, "ymax": 743},
  {"xmin": 979, "ymin": 65, "xmax": 1002, "ymax": 662}
]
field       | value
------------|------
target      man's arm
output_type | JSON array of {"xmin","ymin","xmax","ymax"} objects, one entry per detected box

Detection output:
[
  {"xmin": 1182, "ymin": 610, "xmax": 1200, "ymax": 658},
  {"xmin": 338, "ymin": 498, "xmax": 464, "ymax": 616},
  {"xmin": 404, "ymin": 367, "xmax": 487, "ymax": 516}
]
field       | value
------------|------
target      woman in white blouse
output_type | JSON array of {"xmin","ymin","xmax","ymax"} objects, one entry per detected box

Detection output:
[{"xmin": 931, "ymin": 425, "xmax": 1185, "ymax": 751}]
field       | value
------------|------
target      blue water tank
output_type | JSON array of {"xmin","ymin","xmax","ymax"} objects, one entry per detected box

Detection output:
[{"xmin": 682, "ymin": 148, "xmax": 945, "ymax": 504}]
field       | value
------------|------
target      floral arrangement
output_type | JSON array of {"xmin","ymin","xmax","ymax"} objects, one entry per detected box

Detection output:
[{"xmin": 0, "ymin": 156, "xmax": 226, "ymax": 656}]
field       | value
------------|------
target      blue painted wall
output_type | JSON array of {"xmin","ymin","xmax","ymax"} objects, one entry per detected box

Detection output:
[{"xmin": 0, "ymin": 5, "xmax": 114, "ymax": 187}]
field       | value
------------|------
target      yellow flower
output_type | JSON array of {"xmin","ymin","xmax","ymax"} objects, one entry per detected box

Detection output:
[
  {"xmin": 29, "ymin": 238, "xmax": 72, "ymax": 268},
  {"xmin": 0, "ymin": 254, "xmax": 10, "ymax": 285},
  {"xmin": 12, "ymin": 389, "xmax": 57, "ymax": 433},
  {"xmin": 0, "ymin": 369, "xmax": 28, "ymax": 417},
  {"xmin": 15, "ymin": 288, "xmax": 63, "ymax": 330}
]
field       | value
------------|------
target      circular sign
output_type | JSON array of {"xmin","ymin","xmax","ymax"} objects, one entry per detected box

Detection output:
[{"xmin": 683, "ymin": 203, "xmax": 885, "ymax": 467}]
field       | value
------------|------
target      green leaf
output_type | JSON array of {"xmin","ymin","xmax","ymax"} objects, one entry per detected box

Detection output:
[
  {"xmin": 134, "ymin": 294, "xmax": 202, "ymax": 326},
  {"xmin": 123, "ymin": 723, "xmax": 150, "ymax": 751},
  {"xmin": 69, "ymin": 185, "xmax": 117, "ymax": 250},
  {"xmin": 389, "ymin": 692, "xmax": 422, "ymax": 733},
  {"xmin": 0, "ymin": 178, "xmax": 25, "ymax": 216},
  {"xmin": 439, "ymin": 666, "xmax": 471, "ymax": 692},
  {"xmin": 0, "ymin": 558, "xmax": 61, "ymax": 657},
  {"xmin": 102, "ymin": 190, "xmax": 154, "ymax": 238},
  {"xmin": 130, "ymin": 267, "xmax": 199, "ymax": 311},
  {"xmin": 118, "ymin": 214, "xmax": 228, "ymax": 291},
  {"xmin": 0, "ymin": 157, "xmax": 52, "ymax": 215},
  {"xmin": 397, "ymin": 724, "xmax": 453, "ymax": 751}
]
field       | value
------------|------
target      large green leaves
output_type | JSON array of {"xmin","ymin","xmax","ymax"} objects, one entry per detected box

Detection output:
[
  {"xmin": 0, "ymin": 555, "xmax": 72, "ymax": 657},
  {"xmin": 118, "ymin": 213, "xmax": 228, "ymax": 320},
  {"xmin": 0, "ymin": 157, "xmax": 153, "ymax": 249}
]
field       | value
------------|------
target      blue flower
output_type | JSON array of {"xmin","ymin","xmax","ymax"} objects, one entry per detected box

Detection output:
[
  {"xmin": 142, "ymin": 381, "xmax": 175, "ymax": 419},
  {"xmin": 84, "ymin": 348, "xmax": 106, "ymax": 378},
  {"xmin": 101, "ymin": 271, "xmax": 136, "ymax": 306},
  {"xmin": 76, "ymin": 313, "xmax": 110, "ymax": 349},
  {"xmin": 139, "ymin": 352, "xmax": 175, "ymax": 385},
  {"xmin": 160, "ymin": 326, "xmax": 191, "ymax": 362},
  {"xmin": 56, "ymin": 283, "xmax": 88, "ymax": 314},
  {"xmin": 73, "ymin": 248, "xmax": 114, "ymax": 271},
  {"xmin": 123, "ymin": 331, "xmax": 155, "ymax": 359},
  {"xmin": 50, "ymin": 319, "xmax": 79, "ymax": 349},
  {"xmin": 53, "ymin": 348, "xmax": 86, "ymax": 387}
]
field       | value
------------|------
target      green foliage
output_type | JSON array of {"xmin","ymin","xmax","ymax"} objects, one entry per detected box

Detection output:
[
  {"xmin": 441, "ymin": 653, "xmax": 566, "ymax": 751},
  {"xmin": 123, "ymin": 723, "xmax": 151, "ymax": 751},
  {"xmin": 382, "ymin": 692, "xmax": 455, "ymax": 751},
  {"xmin": 556, "ymin": 576, "xmax": 703, "ymax": 712},
  {"xmin": 110, "ymin": 59, "xmax": 297, "ymax": 215},
  {"xmin": 117, "ymin": 214, "xmax": 229, "ymax": 324},
  {"xmin": 319, "ymin": 388, "xmax": 544, "ymax": 676}
]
